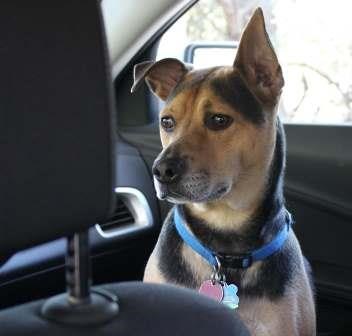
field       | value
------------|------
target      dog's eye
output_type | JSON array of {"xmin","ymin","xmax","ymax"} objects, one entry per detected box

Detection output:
[
  {"xmin": 160, "ymin": 116, "xmax": 175, "ymax": 132},
  {"xmin": 205, "ymin": 113, "xmax": 233, "ymax": 131}
]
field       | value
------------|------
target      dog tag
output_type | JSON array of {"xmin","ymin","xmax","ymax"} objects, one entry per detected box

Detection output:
[
  {"xmin": 199, "ymin": 280, "xmax": 223, "ymax": 302},
  {"xmin": 221, "ymin": 283, "xmax": 239, "ymax": 309}
]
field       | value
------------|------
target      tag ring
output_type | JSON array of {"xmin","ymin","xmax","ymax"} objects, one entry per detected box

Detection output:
[{"xmin": 211, "ymin": 256, "xmax": 226, "ymax": 284}]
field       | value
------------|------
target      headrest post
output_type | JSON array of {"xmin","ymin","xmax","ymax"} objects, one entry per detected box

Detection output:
[
  {"xmin": 41, "ymin": 229, "xmax": 119, "ymax": 325},
  {"xmin": 66, "ymin": 231, "xmax": 91, "ymax": 305}
]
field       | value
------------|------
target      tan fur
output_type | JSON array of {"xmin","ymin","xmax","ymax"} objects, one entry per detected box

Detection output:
[
  {"xmin": 144, "ymin": 250, "xmax": 165, "ymax": 284},
  {"xmin": 237, "ymin": 293, "xmax": 302, "ymax": 336}
]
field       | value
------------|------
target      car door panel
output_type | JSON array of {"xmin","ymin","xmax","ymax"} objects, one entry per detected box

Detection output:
[{"xmin": 285, "ymin": 125, "xmax": 352, "ymax": 297}]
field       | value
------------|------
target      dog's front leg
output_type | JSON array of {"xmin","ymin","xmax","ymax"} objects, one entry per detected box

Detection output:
[{"xmin": 143, "ymin": 248, "xmax": 166, "ymax": 284}]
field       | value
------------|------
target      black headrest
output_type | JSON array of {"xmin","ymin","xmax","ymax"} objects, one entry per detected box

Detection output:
[{"xmin": 0, "ymin": 2, "xmax": 115, "ymax": 256}]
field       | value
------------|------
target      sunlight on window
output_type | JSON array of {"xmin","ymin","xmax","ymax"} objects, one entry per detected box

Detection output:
[{"xmin": 158, "ymin": 0, "xmax": 352, "ymax": 125}]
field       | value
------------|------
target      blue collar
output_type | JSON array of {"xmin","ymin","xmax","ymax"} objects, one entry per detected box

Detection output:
[{"xmin": 174, "ymin": 206, "xmax": 293, "ymax": 269}]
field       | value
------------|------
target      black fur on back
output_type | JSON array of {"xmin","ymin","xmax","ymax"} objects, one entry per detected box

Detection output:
[{"xmin": 158, "ymin": 119, "xmax": 302, "ymax": 300}]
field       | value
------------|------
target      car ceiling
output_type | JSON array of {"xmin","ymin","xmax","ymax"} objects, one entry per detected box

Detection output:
[{"xmin": 101, "ymin": 0, "xmax": 197, "ymax": 78}]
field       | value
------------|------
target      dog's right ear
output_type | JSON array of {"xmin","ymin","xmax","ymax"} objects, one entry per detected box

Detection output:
[{"xmin": 131, "ymin": 58, "xmax": 191, "ymax": 101}]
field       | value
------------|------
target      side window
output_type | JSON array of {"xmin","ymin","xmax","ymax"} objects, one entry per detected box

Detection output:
[{"xmin": 157, "ymin": 0, "xmax": 352, "ymax": 125}]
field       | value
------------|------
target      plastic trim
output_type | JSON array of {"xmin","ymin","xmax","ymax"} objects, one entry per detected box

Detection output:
[{"xmin": 95, "ymin": 187, "xmax": 153, "ymax": 238}]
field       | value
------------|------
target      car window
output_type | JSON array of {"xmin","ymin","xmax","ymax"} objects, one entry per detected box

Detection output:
[{"xmin": 157, "ymin": 0, "xmax": 352, "ymax": 125}]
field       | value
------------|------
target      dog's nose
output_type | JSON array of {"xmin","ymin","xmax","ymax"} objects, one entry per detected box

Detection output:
[{"xmin": 152, "ymin": 158, "xmax": 185, "ymax": 184}]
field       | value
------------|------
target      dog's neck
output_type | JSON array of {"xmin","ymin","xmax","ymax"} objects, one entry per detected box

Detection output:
[
  {"xmin": 183, "ymin": 118, "xmax": 285, "ymax": 253},
  {"xmin": 186, "ymin": 168, "xmax": 269, "ymax": 232}
]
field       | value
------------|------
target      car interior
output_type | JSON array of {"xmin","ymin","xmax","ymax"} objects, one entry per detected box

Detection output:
[{"xmin": 0, "ymin": 1, "xmax": 351, "ymax": 335}]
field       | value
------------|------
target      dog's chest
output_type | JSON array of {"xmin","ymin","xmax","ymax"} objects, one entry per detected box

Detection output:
[
  {"xmin": 181, "ymin": 243, "xmax": 261, "ymax": 289},
  {"xmin": 158, "ymin": 219, "xmax": 295, "ymax": 299}
]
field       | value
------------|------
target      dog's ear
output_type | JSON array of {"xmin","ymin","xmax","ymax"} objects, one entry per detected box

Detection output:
[
  {"xmin": 131, "ymin": 58, "xmax": 191, "ymax": 101},
  {"xmin": 234, "ymin": 8, "xmax": 284, "ymax": 107}
]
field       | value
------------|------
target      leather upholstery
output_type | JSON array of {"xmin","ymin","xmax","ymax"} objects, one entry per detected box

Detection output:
[{"xmin": 0, "ymin": 282, "xmax": 249, "ymax": 335}]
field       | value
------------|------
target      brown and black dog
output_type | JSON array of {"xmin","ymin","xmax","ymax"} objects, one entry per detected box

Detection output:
[{"xmin": 131, "ymin": 8, "xmax": 316, "ymax": 336}]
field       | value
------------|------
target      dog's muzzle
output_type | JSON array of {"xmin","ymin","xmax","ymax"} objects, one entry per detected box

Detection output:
[{"xmin": 152, "ymin": 157, "xmax": 229, "ymax": 202}]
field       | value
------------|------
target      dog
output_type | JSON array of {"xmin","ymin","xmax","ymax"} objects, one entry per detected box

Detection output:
[{"xmin": 131, "ymin": 8, "xmax": 316, "ymax": 336}]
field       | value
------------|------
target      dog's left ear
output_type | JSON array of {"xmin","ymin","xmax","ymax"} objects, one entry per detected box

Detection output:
[
  {"xmin": 234, "ymin": 8, "xmax": 284, "ymax": 107},
  {"xmin": 131, "ymin": 58, "xmax": 192, "ymax": 101}
]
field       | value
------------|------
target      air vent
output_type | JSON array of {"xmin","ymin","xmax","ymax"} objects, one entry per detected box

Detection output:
[
  {"xmin": 96, "ymin": 187, "xmax": 153, "ymax": 238},
  {"xmin": 98, "ymin": 198, "xmax": 134, "ymax": 232}
]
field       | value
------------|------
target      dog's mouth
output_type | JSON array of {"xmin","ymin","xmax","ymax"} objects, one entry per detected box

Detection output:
[
  {"xmin": 155, "ymin": 182, "xmax": 170, "ymax": 200},
  {"xmin": 154, "ymin": 175, "xmax": 230, "ymax": 203}
]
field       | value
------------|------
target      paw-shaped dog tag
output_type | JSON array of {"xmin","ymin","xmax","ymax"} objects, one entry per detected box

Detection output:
[
  {"xmin": 199, "ymin": 280, "xmax": 223, "ymax": 302},
  {"xmin": 222, "ymin": 284, "xmax": 239, "ymax": 309}
]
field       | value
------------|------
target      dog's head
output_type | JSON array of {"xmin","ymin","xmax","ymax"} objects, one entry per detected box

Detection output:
[{"xmin": 132, "ymin": 8, "xmax": 284, "ymax": 205}]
